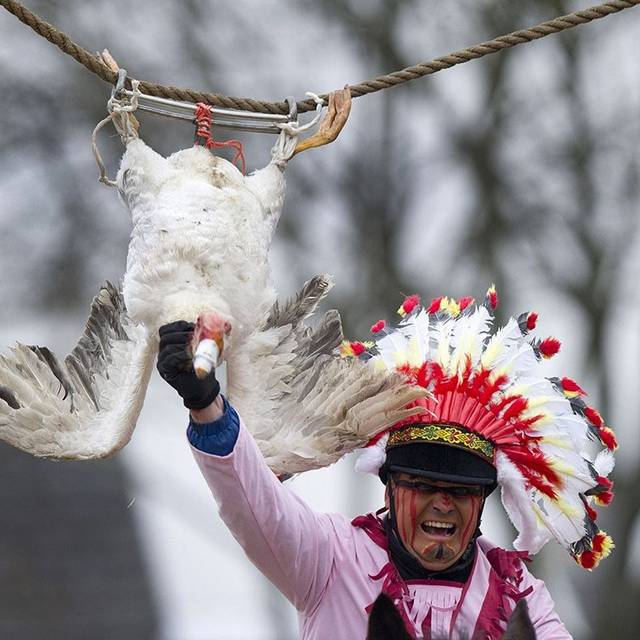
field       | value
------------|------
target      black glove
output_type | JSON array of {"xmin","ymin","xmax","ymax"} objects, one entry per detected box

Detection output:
[{"xmin": 156, "ymin": 321, "xmax": 220, "ymax": 410}]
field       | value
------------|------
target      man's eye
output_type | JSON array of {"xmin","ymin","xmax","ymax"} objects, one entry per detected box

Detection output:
[
  {"xmin": 449, "ymin": 487, "xmax": 482, "ymax": 497},
  {"xmin": 396, "ymin": 481, "xmax": 433, "ymax": 492},
  {"xmin": 409, "ymin": 483, "xmax": 439, "ymax": 493},
  {"xmin": 394, "ymin": 479, "xmax": 482, "ymax": 497}
]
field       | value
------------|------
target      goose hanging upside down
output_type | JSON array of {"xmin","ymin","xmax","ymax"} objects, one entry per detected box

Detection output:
[{"xmin": 0, "ymin": 88, "xmax": 425, "ymax": 472}]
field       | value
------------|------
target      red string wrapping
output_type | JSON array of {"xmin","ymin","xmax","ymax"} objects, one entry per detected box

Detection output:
[{"xmin": 194, "ymin": 103, "xmax": 246, "ymax": 175}]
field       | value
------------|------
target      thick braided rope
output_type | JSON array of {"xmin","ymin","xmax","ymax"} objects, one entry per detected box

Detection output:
[{"xmin": 1, "ymin": 0, "xmax": 639, "ymax": 114}]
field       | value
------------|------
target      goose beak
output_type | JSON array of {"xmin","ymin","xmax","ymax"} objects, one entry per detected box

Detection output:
[{"xmin": 191, "ymin": 313, "xmax": 232, "ymax": 379}]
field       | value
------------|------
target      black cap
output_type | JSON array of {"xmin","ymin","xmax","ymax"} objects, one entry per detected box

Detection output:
[{"xmin": 380, "ymin": 442, "xmax": 497, "ymax": 491}]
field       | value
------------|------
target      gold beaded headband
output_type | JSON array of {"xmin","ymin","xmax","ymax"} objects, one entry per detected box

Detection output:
[{"xmin": 387, "ymin": 423, "xmax": 495, "ymax": 463}]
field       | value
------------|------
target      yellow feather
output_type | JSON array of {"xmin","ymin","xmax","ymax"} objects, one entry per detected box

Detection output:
[
  {"xmin": 394, "ymin": 351, "xmax": 408, "ymax": 367},
  {"xmin": 407, "ymin": 337, "xmax": 421, "ymax": 368},
  {"xmin": 526, "ymin": 412, "xmax": 553, "ymax": 428},
  {"xmin": 540, "ymin": 435, "xmax": 572, "ymax": 449},
  {"xmin": 437, "ymin": 338, "xmax": 450, "ymax": 369},
  {"xmin": 527, "ymin": 395, "xmax": 552, "ymax": 410},
  {"xmin": 531, "ymin": 502, "xmax": 547, "ymax": 527},
  {"xmin": 549, "ymin": 459, "xmax": 578, "ymax": 476},
  {"xmin": 339, "ymin": 342, "xmax": 354, "ymax": 357},
  {"xmin": 481, "ymin": 341, "xmax": 502, "ymax": 369},
  {"xmin": 554, "ymin": 497, "xmax": 581, "ymax": 519},
  {"xmin": 599, "ymin": 534, "xmax": 615, "ymax": 558},
  {"xmin": 445, "ymin": 298, "xmax": 461, "ymax": 317},
  {"xmin": 372, "ymin": 358, "xmax": 389, "ymax": 373}
]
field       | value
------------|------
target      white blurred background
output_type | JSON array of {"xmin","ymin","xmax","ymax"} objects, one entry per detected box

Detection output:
[{"xmin": 1, "ymin": 1, "xmax": 639, "ymax": 638}]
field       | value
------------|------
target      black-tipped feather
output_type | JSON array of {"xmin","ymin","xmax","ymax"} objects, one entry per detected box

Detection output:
[
  {"xmin": 264, "ymin": 275, "xmax": 332, "ymax": 329},
  {"xmin": 26, "ymin": 346, "xmax": 74, "ymax": 402},
  {"xmin": 0, "ymin": 384, "xmax": 20, "ymax": 409},
  {"xmin": 1, "ymin": 281, "xmax": 131, "ymax": 425}
]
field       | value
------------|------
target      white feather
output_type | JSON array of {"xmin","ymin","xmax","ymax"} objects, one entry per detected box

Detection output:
[
  {"xmin": 480, "ymin": 317, "xmax": 521, "ymax": 370},
  {"xmin": 449, "ymin": 306, "xmax": 491, "ymax": 375},
  {"xmin": 497, "ymin": 451, "xmax": 552, "ymax": 554},
  {"xmin": 593, "ymin": 449, "xmax": 615, "ymax": 477}
]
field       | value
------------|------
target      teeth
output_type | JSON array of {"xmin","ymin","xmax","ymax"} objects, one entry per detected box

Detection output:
[{"xmin": 423, "ymin": 521, "xmax": 454, "ymax": 529}]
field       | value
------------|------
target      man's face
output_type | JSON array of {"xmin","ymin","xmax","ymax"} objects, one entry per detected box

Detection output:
[{"xmin": 386, "ymin": 473, "xmax": 484, "ymax": 571}]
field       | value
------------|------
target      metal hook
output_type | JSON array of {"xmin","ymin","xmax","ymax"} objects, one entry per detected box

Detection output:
[{"xmin": 111, "ymin": 68, "xmax": 128, "ymax": 100}]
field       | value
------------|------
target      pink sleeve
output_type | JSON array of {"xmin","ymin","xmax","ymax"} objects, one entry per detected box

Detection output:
[
  {"xmin": 190, "ymin": 418, "xmax": 344, "ymax": 612},
  {"xmin": 521, "ymin": 567, "xmax": 573, "ymax": 639}
]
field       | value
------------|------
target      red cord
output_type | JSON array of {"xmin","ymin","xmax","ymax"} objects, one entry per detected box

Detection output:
[{"xmin": 194, "ymin": 103, "xmax": 246, "ymax": 175}]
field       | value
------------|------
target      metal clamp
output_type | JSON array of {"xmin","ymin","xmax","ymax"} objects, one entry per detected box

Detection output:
[{"xmin": 122, "ymin": 89, "xmax": 293, "ymax": 135}]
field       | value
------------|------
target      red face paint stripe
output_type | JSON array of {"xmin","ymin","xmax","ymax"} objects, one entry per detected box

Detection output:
[
  {"xmin": 459, "ymin": 495, "xmax": 481, "ymax": 547},
  {"xmin": 395, "ymin": 487, "xmax": 408, "ymax": 544},
  {"xmin": 409, "ymin": 490, "xmax": 418, "ymax": 548}
]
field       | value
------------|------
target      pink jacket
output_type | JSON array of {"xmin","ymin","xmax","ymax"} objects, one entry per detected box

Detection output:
[{"xmin": 191, "ymin": 419, "xmax": 572, "ymax": 640}]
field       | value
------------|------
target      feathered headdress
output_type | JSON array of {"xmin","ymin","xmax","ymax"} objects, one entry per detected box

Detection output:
[{"xmin": 344, "ymin": 286, "xmax": 616, "ymax": 570}]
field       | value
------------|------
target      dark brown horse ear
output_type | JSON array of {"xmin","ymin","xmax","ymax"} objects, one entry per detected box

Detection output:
[
  {"xmin": 503, "ymin": 599, "xmax": 536, "ymax": 640},
  {"xmin": 367, "ymin": 593, "xmax": 412, "ymax": 640}
]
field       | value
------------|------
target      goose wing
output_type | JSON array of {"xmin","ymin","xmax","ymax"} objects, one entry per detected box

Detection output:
[
  {"xmin": 226, "ymin": 275, "xmax": 426, "ymax": 475},
  {"xmin": 0, "ymin": 283, "xmax": 155, "ymax": 459}
]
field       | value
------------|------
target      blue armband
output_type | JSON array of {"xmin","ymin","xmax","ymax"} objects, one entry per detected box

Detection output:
[{"xmin": 187, "ymin": 396, "xmax": 240, "ymax": 455}]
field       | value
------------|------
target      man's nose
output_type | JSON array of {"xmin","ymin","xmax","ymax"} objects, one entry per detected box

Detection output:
[{"xmin": 432, "ymin": 491, "xmax": 454, "ymax": 513}]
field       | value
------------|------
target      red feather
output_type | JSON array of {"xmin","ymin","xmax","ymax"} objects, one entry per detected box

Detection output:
[
  {"xmin": 396, "ymin": 363, "xmax": 420, "ymax": 383},
  {"xmin": 460, "ymin": 355, "xmax": 473, "ymax": 385},
  {"xmin": 539, "ymin": 337, "xmax": 561, "ymax": 359},
  {"xmin": 596, "ymin": 475, "xmax": 613, "ymax": 490},
  {"xmin": 350, "ymin": 341, "xmax": 366, "ymax": 356},
  {"xmin": 479, "ymin": 374, "xmax": 509, "ymax": 405},
  {"xmin": 577, "ymin": 551, "xmax": 597, "ymax": 569},
  {"xmin": 561, "ymin": 377, "xmax": 586, "ymax": 397},
  {"xmin": 469, "ymin": 368, "xmax": 492, "ymax": 398},
  {"xmin": 370, "ymin": 319, "xmax": 386, "ymax": 334},
  {"xmin": 598, "ymin": 426, "xmax": 618, "ymax": 451},
  {"xmin": 502, "ymin": 397, "xmax": 529, "ymax": 422},
  {"xmin": 491, "ymin": 394, "xmax": 521, "ymax": 413},
  {"xmin": 592, "ymin": 532, "xmax": 607, "ymax": 553},
  {"xmin": 503, "ymin": 446, "xmax": 562, "ymax": 486},
  {"xmin": 401, "ymin": 295, "xmax": 420, "ymax": 315},
  {"xmin": 584, "ymin": 407, "xmax": 604, "ymax": 428},
  {"xmin": 427, "ymin": 296, "xmax": 444, "ymax": 314},
  {"xmin": 584, "ymin": 501, "xmax": 598, "ymax": 522},
  {"xmin": 594, "ymin": 490, "xmax": 614, "ymax": 506},
  {"xmin": 416, "ymin": 362, "xmax": 430, "ymax": 388},
  {"xmin": 486, "ymin": 286, "xmax": 499, "ymax": 310},
  {"xmin": 517, "ymin": 464, "xmax": 558, "ymax": 499},
  {"xmin": 513, "ymin": 414, "xmax": 544, "ymax": 431}
]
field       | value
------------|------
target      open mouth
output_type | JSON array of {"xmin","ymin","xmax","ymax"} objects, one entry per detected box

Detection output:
[{"xmin": 420, "ymin": 520, "xmax": 456, "ymax": 537}]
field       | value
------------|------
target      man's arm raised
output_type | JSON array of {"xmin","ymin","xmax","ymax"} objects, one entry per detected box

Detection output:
[{"xmin": 157, "ymin": 322, "xmax": 342, "ymax": 613}]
